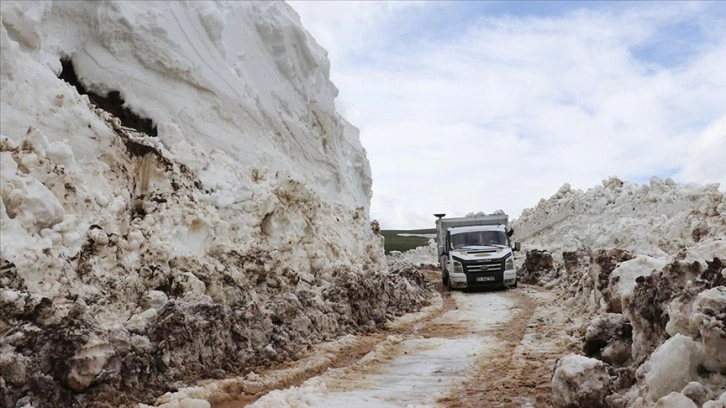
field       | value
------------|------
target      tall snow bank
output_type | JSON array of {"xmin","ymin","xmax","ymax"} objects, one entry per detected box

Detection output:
[
  {"xmin": 1, "ymin": 1, "xmax": 371, "ymax": 208},
  {"xmin": 515, "ymin": 177, "xmax": 725, "ymax": 258},
  {"xmin": 512, "ymin": 177, "xmax": 726, "ymax": 407},
  {"xmin": 0, "ymin": 2, "xmax": 428, "ymax": 406}
]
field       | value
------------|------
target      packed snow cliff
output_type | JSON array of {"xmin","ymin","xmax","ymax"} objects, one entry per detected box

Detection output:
[
  {"xmin": 0, "ymin": 2, "xmax": 427, "ymax": 406},
  {"xmin": 513, "ymin": 177, "xmax": 726, "ymax": 408}
]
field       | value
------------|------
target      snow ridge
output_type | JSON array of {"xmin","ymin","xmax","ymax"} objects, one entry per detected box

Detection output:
[
  {"xmin": 513, "ymin": 177, "xmax": 726, "ymax": 407},
  {"xmin": 515, "ymin": 177, "xmax": 725, "ymax": 258},
  {"xmin": 0, "ymin": 2, "xmax": 425, "ymax": 406}
]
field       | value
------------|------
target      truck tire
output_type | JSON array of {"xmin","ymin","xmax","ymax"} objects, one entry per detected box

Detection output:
[{"xmin": 444, "ymin": 272, "xmax": 453, "ymax": 291}]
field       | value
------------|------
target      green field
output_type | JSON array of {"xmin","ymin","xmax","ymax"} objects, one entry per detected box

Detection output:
[{"xmin": 380, "ymin": 229, "xmax": 436, "ymax": 254}]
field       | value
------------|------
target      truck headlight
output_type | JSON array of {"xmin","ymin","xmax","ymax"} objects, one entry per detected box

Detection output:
[
  {"xmin": 505, "ymin": 258, "xmax": 515, "ymax": 270},
  {"xmin": 453, "ymin": 261, "xmax": 463, "ymax": 274}
]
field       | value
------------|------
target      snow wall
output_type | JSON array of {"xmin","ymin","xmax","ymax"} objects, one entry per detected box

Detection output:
[
  {"xmin": 513, "ymin": 177, "xmax": 726, "ymax": 407},
  {"xmin": 0, "ymin": 2, "xmax": 428, "ymax": 406}
]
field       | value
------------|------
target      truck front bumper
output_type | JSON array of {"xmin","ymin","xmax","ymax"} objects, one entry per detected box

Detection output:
[
  {"xmin": 449, "ymin": 270, "xmax": 517, "ymax": 289},
  {"xmin": 503, "ymin": 270, "xmax": 517, "ymax": 286},
  {"xmin": 448, "ymin": 271, "xmax": 469, "ymax": 289}
]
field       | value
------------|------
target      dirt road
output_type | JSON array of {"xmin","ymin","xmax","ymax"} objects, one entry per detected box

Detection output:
[{"xmin": 155, "ymin": 269, "xmax": 581, "ymax": 408}]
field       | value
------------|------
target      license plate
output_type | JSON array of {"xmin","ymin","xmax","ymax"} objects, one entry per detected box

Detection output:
[{"xmin": 476, "ymin": 276, "xmax": 495, "ymax": 282}]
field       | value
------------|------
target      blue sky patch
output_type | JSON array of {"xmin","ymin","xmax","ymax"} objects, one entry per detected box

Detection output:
[{"xmin": 630, "ymin": 167, "xmax": 681, "ymax": 184}]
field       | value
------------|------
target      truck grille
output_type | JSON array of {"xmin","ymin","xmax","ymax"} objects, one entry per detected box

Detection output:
[{"xmin": 464, "ymin": 259, "xmax": 504, "ymax": 273}]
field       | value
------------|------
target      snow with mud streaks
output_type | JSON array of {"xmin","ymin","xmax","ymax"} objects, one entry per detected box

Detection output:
[
  {"xmin": 2, "ymin": 1, "xmax": 726, "ymax": 408},
  {"xmin": 514, "ymin": 176, "xmax": 726, "ymax": 407},
  {"xmin": 0, "ymin": 2, "xmax": 427, "ymax": 407}
]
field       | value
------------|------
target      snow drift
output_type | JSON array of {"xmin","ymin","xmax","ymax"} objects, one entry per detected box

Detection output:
[
  {"xmin": 513, "ymin": 177, "xmax": 726, "ymax": 407},
  {"xmin": 386, "ymin": 238, "xmax": 438, "ymax": 271},
  {"xmin": 0, "ymin": 2, "xmax": 427, "ymax": 406}
]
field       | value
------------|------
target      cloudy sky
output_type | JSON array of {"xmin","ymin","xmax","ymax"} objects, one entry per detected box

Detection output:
[{"xmin": 288, "ymin": 1, "xmax": 726, "ymax": 229}]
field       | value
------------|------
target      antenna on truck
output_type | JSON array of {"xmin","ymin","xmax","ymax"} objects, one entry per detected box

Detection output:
[{"xmin": 434, "ymin": 213, "xmax": 446, "ymax": 219}]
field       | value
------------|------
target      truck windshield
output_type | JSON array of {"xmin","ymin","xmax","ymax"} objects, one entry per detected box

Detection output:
[{"xmin": 450, "ymin": 231, "xmax": 507, "ymax": 249}]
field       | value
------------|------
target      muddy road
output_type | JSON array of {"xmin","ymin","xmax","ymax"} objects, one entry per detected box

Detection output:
[{"xmin": 154, "ymin": 269, "xmax": 581, "ymax": 408}]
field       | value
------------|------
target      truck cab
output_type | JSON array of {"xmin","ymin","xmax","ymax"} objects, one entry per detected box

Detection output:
[{"xmin": 435, "ymin": 214, "xmax": 519, "ymax": 290}]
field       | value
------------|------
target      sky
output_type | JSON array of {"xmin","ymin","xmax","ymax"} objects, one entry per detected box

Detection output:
[{"xmin": 288, "ymin": 1, "xmax": 726, "ymax": 229}]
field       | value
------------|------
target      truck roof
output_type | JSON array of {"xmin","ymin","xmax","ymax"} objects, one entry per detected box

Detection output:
[
  {"xmin": 448, "ymin": 225, "xmax": 506, "ymax": 234},
  {"xmin": 436, "ymin": 214, "xmax": 507, "ymax": 230}
]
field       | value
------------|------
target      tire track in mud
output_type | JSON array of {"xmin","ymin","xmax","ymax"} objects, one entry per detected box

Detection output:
[
  {"xmin": 439, "ymin": 287, "xmax": 579, "ymax": 408},
  {"xmin": 212, "ymin": 335, "xmax": 385, "ymax": 408},
  {"xmin": 165, "ymin": 270, "xmax": 577, "ymax": 408},
  {"xmin": 209, "ymin": 269, "xmax": 456, "ymax": 408}
]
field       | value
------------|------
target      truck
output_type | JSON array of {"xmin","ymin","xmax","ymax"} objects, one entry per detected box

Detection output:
[{"xmin": 434, "ymin": 213, "xmax": 520, "ymax": 290}]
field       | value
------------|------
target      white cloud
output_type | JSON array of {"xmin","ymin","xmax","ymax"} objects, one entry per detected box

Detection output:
[
  {"xmin": 287, "ymin": 1, "xmax": 429, "ymax": 67},
  {"xmin": 289, "ymin": 1, "xmax": 726, "ymax": 229},
  {"xmin": 676, "ymin": 115, "xmax": 726, "ymax": 188}
]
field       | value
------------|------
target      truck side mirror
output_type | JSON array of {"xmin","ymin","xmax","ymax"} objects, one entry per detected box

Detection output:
[{"xmin": 513, "ymin": 242, "xmax": 521, "ymax": 252}]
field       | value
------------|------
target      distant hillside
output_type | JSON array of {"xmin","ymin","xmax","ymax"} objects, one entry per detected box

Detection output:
[{"xmin": 381, "ymin": 229, "xmax": 436, "ymax": 254}]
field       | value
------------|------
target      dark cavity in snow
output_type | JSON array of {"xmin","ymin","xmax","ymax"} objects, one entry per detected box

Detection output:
[{"xmin": 58, "ymin": 59, "xmax": 158, "ymax": 136}]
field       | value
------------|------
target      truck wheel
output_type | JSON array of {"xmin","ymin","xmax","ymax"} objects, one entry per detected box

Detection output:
[
  {"xmin": 513, "ymin": 278, "xmax": 518, "ymax": 288},
  {"xmin": 445, "ymin": 272, "xmax": 453, "ymax": 291}
]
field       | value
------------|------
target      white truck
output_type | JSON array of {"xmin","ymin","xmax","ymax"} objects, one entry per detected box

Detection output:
[{"xmin": 435, "ymin": 213, "xmax": 520, "ymax": 290}]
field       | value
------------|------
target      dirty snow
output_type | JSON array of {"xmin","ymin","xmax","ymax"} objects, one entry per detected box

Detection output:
[
  {"xmin": 176, "ymin": 276, "xmax": 578, "ymax": 408},
  {"xmin": 0, "ymin": 1, "xmax": 428, "ymax": 406},
  {"xmin": 551, "ymin": 354, "xmax": 611, "ymax": 408},
  {"xmin": 248, "ymin": 291, "xmax": 514, "ymax": 408},
  {"xmin": 386, "ymin": 238, "xmax": 438, "ymax": 269},
  {"xmin": 2, "ymin": 1, "xmax": 725, "ymax": 407},
  {"xmin": 250, "ymin": 336, "xmax": 485, "ymax": 408},
  {"xmin": 514, "ymin": 177, "xmax": 726, "ymax": 407}
]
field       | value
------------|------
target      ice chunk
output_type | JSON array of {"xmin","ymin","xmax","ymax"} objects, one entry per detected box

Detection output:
[
  {"xmin": 644, "ymin": 334, "xmax": 704, "ymax": 401},
  {"xmin": 551, "ymin": 354, "xmax": 610, "ymax": 408},
  {"xmin": 66, "ymin": 334, "xmax": 114, "ymax": 392},
  {"xmin": 611, "ymin": 255, "xmax": 667, "ymax": 316},
  {"xmin": 654, "ymin": 392, "xmax": 697, "ymax": 408},
  {"xmin": 24, "ymin": 127, "xmax": 49, "ymax": 154},
  {"xmin": 4, "ymin": 175, "xmax": 64, "ymax": 231},
  {"xmin": 583, "ymin": 313, "xmax": 632, "ymax": 366},
  {"xmin": 0, "ymin": 151, "xmax": 18, "ymax": 179},
  {"xmin": 681, "ymin": 381, "xmax": 714, "ymax": 407},
  {"xmin": 690, "ymin": 287, "xmax": 726, "ymax": 373},
  {"xmin": 142, "ymin": 290, "xmax": 168, "ymax": 310},
  {"xmin": 45, "ymin": 141, "xmax": 75, "ymax": 167},
  {"xmin": 175, "ymin": 272, "xmax": 207, "ymax": 300},
  {"xmin": 665, "ymin": 295, "xmax": 696, "ymax": 338},
  {"xmin": 702, "ymin": 391, "xmax": 726, "ymax": 408},
  {"xmin": 0, "ymin": 348, "xmax": 29, "ymax": 386},
  {"xmin": 127, "ymin": 308, "xmax": 158, "ymax": 333}
]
